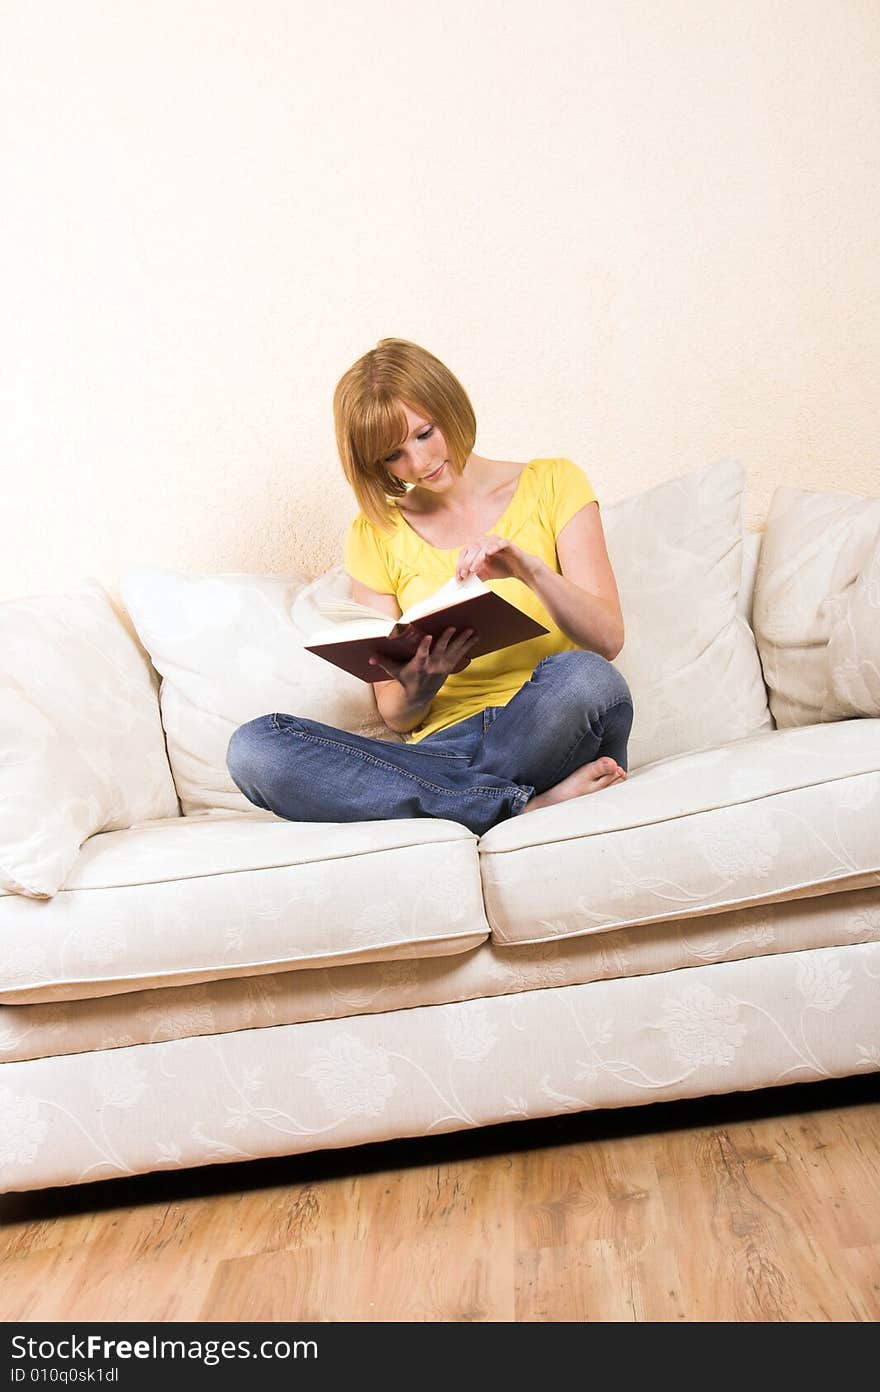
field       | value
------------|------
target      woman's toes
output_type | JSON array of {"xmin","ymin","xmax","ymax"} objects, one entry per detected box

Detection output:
[
  {"xmin": 597, "ymin": 758, "xmax": 626, "ymax": 782},
  {"xmin": 593, "ymin": 768, "xmax": 620, "ymax": 789}
]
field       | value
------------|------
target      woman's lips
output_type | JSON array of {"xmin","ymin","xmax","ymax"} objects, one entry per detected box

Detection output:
[{"xmin": 422, "ymin": 462, "xmax": 446, "ymax": 482}]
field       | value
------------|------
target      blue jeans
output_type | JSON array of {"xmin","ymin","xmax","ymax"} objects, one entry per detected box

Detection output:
[{"xmin": 226, "ymin": 649, "xmax": 633, "ymax": 837}]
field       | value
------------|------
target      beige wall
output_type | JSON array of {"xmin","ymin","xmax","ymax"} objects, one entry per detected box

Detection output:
[{"xmin": 3, "ymin": 0, "xmax": 879, "ymax": 603}]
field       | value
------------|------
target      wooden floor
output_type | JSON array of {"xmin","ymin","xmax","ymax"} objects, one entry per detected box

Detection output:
[{"xmin": 2, "ymin": 1073, "xmax": 879, "ymax": 1322}]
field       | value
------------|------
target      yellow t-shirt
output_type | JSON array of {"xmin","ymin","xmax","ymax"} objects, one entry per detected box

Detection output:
[{"xmin": 344, "ymin": 456, "xmax": 598, "ymax": 742}]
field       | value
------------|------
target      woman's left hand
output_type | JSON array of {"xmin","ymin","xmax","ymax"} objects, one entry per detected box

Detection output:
[{"xmin": 456, "ymin": 534, "xmax": 540, "ymax": 585}]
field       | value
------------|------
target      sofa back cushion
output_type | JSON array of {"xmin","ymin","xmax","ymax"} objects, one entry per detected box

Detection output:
[
  {"xmin": 738, "ymin": 530, "xmax": 761, "ymax": 626},
  {"xmin": 0, "ymin": 582, "xmax": 180, "ymax": 898},
  {"xmin": 602, "ymin": 459, "xmax": 773, "ymax": 769},
  {"xmin": 752, "ymin": 485, "xmax": 880, "ymax": 726},
  {"xmin": 120, "ymin": 567, "xmax": 400, "ymax": 815},
  {"xmin": 823, "ymin": 529, "xmax": 880, "ymax": 719}
]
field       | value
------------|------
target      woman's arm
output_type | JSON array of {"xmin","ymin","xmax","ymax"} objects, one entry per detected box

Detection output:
[
  {"xmin": 454, "ymin": 502, "xmax": 625, "ymax": 660},
  {"xmin": 533, "ymin": 502, "xmax": 624, "ymax": 658},
  {"xmin": 349, "ymin": 578, "xmax": 477, "ymax": 733}
]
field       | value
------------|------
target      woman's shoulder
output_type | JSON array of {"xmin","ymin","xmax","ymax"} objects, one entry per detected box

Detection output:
[
  {"xmin": 530, "ymin": 456, "xmax": 595, "ymax": 489},
  {"xmin": 529, "ymin": 462, "xmax": 584, "ymax": 478},
  {"xmin": 516, "ymin": 455, "xmax": 592, "ymax": 495},
  {"xmin": 344, "ymin": 507, "xmax": 410, "ymax": 592},
  {"xmin": 512, "ymin": 458, "xmax": 597, "ymax": 529},
  {"xmin": 345, "ymin": 508, "xmax": 404, "ymax": 562},
  {"xmin": 347, "ymin": 505, "xmax": 404, "ymax": 538},
  {"xmin": 510, "ymin": 455, "xmax": 581, "ymax": 475}
]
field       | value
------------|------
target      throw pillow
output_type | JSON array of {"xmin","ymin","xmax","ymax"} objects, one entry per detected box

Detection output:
[
  {"xmin": 0, "ymin": 582, "xmax": 180, "ymax": 898},
  {"xmin": 602, "ymin": 459, "xmax": 773, "ymax": 769},
  {"xmin": 752, "ymin": 484, "xmax": 880, "ymax": 727},
  {"xmin": 822, "ymin": 527, "xmax": 880, "ymax": 719},
  {"xmin": 120, "ymin": 567, "xmax": 400, "ymax": 816}
]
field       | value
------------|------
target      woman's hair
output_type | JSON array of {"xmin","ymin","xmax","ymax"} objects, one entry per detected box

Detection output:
[{"xmin": 333, "ymin": 338, "xmax": 477, "ymax": 530}]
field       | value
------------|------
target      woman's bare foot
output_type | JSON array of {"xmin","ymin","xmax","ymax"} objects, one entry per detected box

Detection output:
[{"xmin": 521, "ymin": 756, "xmax": 626, "ymax": 815}]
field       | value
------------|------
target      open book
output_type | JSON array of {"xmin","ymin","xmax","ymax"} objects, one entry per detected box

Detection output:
[{"xmin": 304, "ymin": 573, "xmax": 549, "ymax": 682}]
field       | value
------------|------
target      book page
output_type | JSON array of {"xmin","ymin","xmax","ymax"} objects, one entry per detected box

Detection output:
[
  {"xmin": 306, "ymin": 615, "xmax": 393, "ymax": 645},
  {"xmin": 307, "ymin": 596, "xmax": 393, "ymax": 624},
  {"xmin": 399, "ymin": 572, "xmax": 487, "ymax": 625}
]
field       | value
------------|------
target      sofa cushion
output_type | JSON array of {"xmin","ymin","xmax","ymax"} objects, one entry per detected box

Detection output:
[
  {"xmin": 120, "ymin": 567, "xmax": 400, "ymax": 816},
  {"xmin": 0, "ymin": 814, "xmax": 488, "ymax": 1005},
  {"xmin": 602, "ymin": 459, "xmax": 773, "ymax": 769},
  {"xmin": 479, "ymin": 719, "xmax": 880, "ymax": 946},
  {"xmin": 753, "ymin": 483, "xmax": 880, "ymax": 727},
  {"xmin": 0, "ymin": 582, "xmax": 180, "ymax": 900},
  {"xmin": 738, "ymin": 531, "xmax": 762, "ymax": 625},
  {"xmin": 822, "ymin": 527, "xmax": 880, "ymax": 720}
]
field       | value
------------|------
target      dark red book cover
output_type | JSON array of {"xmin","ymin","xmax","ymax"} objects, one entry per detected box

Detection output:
[{"xmin": 305, "ymin": 588, "xmax": 548, "ymax": 683}]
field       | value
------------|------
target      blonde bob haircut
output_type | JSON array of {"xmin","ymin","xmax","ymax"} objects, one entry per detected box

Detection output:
[{"xmin": 333, "ymin": 338, "xmax": 477, "ymax": 531}]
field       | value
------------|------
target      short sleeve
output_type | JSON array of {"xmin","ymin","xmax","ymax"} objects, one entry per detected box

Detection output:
[
  {"xmin": 344, "ymin": 513, "xmax": 398, "ymax": 595},
  {"xmin": 546, "ymin": 457, "xmax": 598, "ymax": 537}
]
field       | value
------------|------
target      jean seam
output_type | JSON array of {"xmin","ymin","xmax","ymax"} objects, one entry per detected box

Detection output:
[
  {"xmin": 275, "ymin": 714, "xmax": 474, "ymax": 760},
  {"xmin": 404, "ymin": 747, "xmax": 472, "ymax": 761},
  {"xmin": 270, "ymin": 718, "xmax": 527, "ymax": 803}
]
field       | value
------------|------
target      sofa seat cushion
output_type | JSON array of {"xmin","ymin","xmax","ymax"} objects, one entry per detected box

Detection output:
[
  {"xmin": 0, "ymin": 814, "xmax": 488, "ymax": 1005},
  {"xmin": 479, "ymin": 719, "xmax": 880, "ymax": 947}
]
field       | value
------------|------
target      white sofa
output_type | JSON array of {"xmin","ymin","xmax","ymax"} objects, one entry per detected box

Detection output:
[{"xmin": 2, "ymin": 461, "xmax": 879, "ymax": 1194}]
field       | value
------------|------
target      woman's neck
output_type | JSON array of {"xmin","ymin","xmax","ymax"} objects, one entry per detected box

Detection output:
[{"xmin": 406, "ymin": 454, "xmax": 502, "ymax": 516}]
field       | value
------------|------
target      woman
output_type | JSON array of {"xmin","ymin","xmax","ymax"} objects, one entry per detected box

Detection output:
[{"xmin": 227, "ymin": 338, "xmax": 633, "ymax": 836}]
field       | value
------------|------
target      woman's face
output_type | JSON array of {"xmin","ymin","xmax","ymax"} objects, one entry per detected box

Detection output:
[{"xmin": 382, "ymin": 401, "xmax": 453, "ymax": 490}]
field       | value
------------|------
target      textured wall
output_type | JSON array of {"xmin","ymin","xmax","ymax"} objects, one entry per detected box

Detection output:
[{"xmin": 2, "ymin": 0, "xmax": 879, "ymax": 604}]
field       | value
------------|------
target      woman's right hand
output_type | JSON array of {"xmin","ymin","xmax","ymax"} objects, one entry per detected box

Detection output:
[{"xmin": 368, "ymin": 627, "xmax": 478, "ymax": 705}]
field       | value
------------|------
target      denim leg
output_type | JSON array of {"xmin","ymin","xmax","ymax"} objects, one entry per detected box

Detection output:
[
  {"xmin": 473, "ymin": 649, "xmax": 634, "ymax": 794},
  {"xmin": 226, "ymin": 712, "xmax": 533, "ymax": 836}
]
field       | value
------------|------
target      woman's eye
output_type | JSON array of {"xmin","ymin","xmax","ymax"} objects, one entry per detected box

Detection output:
[{"xmin": 385, "ymin": 427, "xmax": 433, "ymax": 463}]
